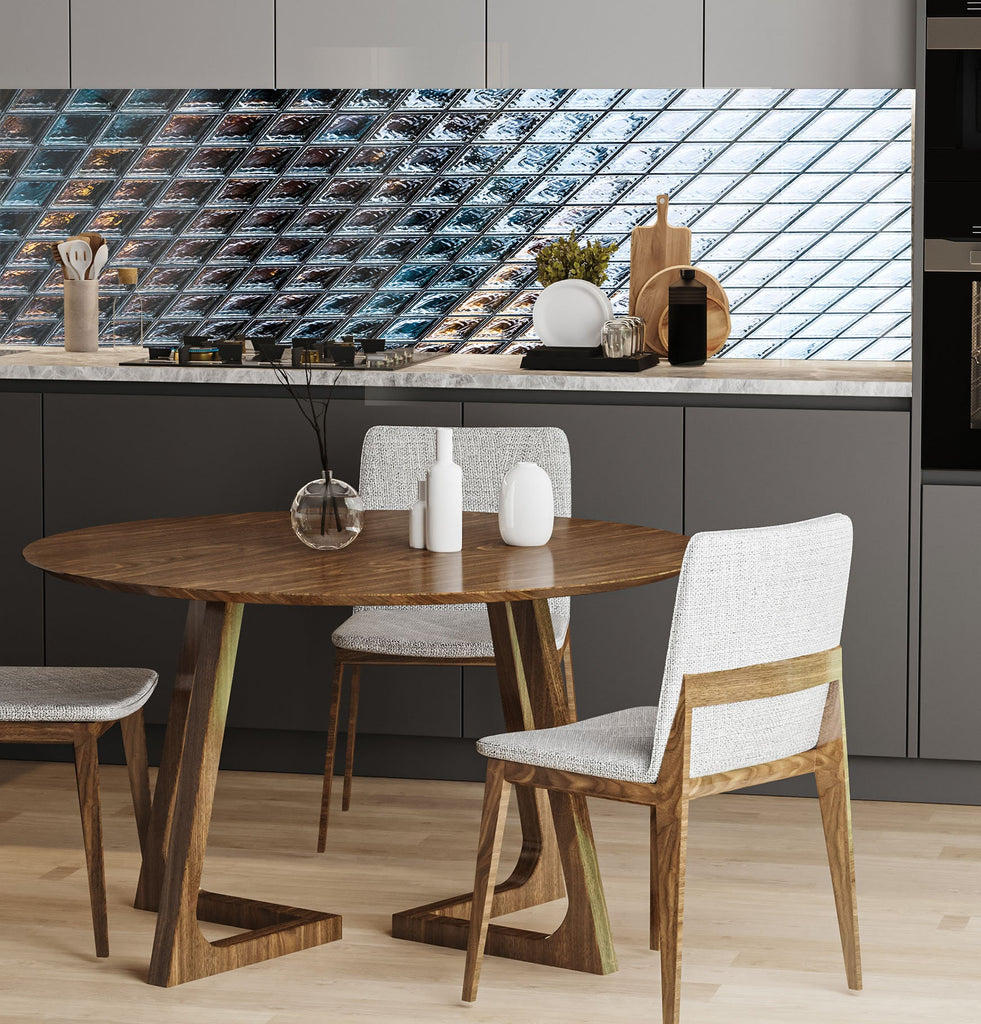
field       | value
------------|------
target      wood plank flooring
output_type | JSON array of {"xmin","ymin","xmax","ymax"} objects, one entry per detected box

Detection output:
[{"xmin": 0, "ymin": 759, "xmax": 978, "ymax": 1023}]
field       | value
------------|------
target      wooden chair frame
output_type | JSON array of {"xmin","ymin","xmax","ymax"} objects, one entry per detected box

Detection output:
[
  {"xmin": 317, "ymin": 632, "xmax": 576, "ymax": 853},
  {"xmin": 0, "ymin": 709, "xmax": 151, "ymax": 957},
  {"xmin": 462, "ymin": 646, "xmax": 861, "ymax": 1024}
]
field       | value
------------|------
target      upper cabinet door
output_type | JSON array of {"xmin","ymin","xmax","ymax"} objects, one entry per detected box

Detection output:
[
  {"xmin": 69, "ymin": 0, "xmax": 275, "ymax": 87},
  {"xmin": 705, "ymin": 0, "xmax": 915, "ymax": 88},
  {"xmin": 0, "ymin": 1, "xmax": 70, "ymax": 87},
  {"xmin": 276, "ymin": 0, "xmax": 485, "ymax": 89},
  {"xmin": 487, "ymin": 0, "xmax": 702, "ymax": 88}
]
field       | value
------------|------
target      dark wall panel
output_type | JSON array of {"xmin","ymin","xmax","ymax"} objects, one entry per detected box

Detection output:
[
  {"xmin": 0, "ymin": 393, "xmax": 43, "ymax": 665},
  {"xmin": 684, "ymin": 407, "xmax": 910, "ymax": 758}
]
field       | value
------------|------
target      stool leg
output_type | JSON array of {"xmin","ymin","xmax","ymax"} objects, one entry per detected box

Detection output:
[
  {"xmin": 120, "ymin": 709, "xmax": 152, "ymax": 857},
  {"xmin": 342, "ymin": 666, "xmax": 361, "ymax": 812},
  {"xmin": 73, "ymin": 723, "xmax": 108, "ymax": 958},
  {"xmin": 317, "ymin": 660, "xmax": 345, "ymax": 853}
]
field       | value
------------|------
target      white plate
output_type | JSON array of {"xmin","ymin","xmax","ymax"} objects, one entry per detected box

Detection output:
[{"xmin": 532, "ymin": 279, "xmax": 614, "ymax": 348}]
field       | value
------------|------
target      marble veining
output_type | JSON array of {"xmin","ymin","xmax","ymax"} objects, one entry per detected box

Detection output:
[{"xmin": 0, "ymin": 348, "xmax": 912, "ymax": 398}]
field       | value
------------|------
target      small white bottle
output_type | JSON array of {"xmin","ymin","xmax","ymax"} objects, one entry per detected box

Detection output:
[
  {"xmin": 425, "ymin": 427, "xmax": 463, "ymax": 552},
  {"xmin": 409, "ymin": 478, "xmax": 427, "ymax": 549}
]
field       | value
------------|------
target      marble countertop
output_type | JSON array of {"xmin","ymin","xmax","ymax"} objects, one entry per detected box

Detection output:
[{"xmin": 0, "ymin": 347, "xmax": 912, "ymax": 398}]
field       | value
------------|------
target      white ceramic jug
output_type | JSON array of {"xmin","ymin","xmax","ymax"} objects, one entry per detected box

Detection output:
[{"xmin": 499, "ymin": 461, "xmax": 554, "ymax": 547}]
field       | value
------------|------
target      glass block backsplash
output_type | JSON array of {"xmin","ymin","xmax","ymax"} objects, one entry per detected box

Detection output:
[{"xmin": 0, "ymin": 87, "xmax": 912, "ymax": 359}]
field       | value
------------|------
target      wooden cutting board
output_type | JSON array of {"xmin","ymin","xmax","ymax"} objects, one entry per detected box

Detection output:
[
  {"xmin": 635, "ymin": 265, "xmax": 731, "ymax": 357},
  {"xmin": 628, "ymin": 194, "xmax": 691, "ymax": 316}
]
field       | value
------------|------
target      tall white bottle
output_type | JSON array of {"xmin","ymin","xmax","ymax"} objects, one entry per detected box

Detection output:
[{"xmin": 425, "ymin": 427, "xmax": 462, "ymax": 552}]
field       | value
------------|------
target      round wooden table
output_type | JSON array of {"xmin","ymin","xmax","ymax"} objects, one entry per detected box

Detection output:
[{"xmin": 24, "ymin": 510, "xmax": 688, "ymax": 987}]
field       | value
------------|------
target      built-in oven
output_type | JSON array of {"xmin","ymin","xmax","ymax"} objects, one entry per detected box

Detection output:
[
  {"xmin": 921, "ymin": 242, "xmax": 981, "ymax": 468},
  {"xmin": 921, "ymin": 8, "xmax": 981, "ymax": 467}
]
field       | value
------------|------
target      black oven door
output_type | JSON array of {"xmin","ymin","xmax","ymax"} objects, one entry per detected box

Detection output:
[
  {"xmin": 922, "ymin": 241, "xmax": 981, "ymax": 469},
  {"xmin": 926, "ymin": 17, "xmax": 981, "ymax": 184}
]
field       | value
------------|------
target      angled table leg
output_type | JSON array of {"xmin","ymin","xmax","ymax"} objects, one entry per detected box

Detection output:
[
  {"xmin": 141, "ymin": 600, "xmax": 340, "ymax": 987},
  {"xmin": 392, "ymin": 598, "xmax": 617, "ymax": 976}
]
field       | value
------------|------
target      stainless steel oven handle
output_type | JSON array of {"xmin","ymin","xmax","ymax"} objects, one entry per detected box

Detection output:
[
  {"xmin": 925, "ymin": 239, "xmax": 981, "ymax": 272},
  {"xmin": 928, "ymin": 18, "xmax": 981, "ymax": 49}
]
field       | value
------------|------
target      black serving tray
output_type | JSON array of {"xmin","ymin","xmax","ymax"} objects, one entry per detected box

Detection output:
[{"xmin": 520, "ymin": 346, "xmax": 658, "ymax": 372}]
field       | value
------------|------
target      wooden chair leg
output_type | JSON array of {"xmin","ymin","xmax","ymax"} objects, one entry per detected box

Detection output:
[
  {"xmin": 462, "ymin": 759, "xmax": 512, "ymax": 1002},
  {"xmin": 342, "ymin": 666, "xmax": 361, "ymax": 812},
  {"xmin": 815, "ymin": 743, "xmax": 862, "ymax": 991},
  {"xmin": 653, "ymin": 797, "xmax": 689, "ymax": 1024},
  {"xmin": 560, "ymin": 639, "xmax": 577, "ymax": 721},
  {"xmin": 73, "ymin": 723, "xmax": 109, "ymax": 958},
  {"xmin": 119, "ymin": 708, "xmax": 152, "ymax": 857},
  {"xmin": 650, "ymin": 805, "xmax": 660, "ymax": 951},
  {"xmin": 317, "ymin": 660, "xmax": 345, "ymax": 853}
]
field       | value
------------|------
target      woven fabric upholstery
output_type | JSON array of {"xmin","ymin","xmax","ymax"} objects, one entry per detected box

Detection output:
[
  {"xmin": 477, "ymin": 515, "xmax": 852, "ymax": 783},
  {"xmin": 478, "ymin": 706, "xmax": 658, "ymax": 781},
  {"xmin": 333, "ymin": 599, "xmax": 570, "ymax": 659},
  {"xmin": 358, "ymin": 425, "xmax": 572, "ymax": 516},
  {"xmin": 333, "ymin": 425, "xmax": 572, "ymax": 658},
  {"xmin": 0, "ymin": 666, "xmax": 158, "ymax": 723}
]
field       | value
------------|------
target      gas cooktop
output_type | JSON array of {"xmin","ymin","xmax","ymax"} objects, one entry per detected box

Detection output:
[{"xmin": 118, "ymin": 347, "xmax": 441, "ymax": 371}]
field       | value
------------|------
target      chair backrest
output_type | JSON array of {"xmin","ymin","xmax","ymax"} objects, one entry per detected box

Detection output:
[
  {"xmin": 359, "ymin": 426, "xmax": 572, "ymax": 516},
  {"xmin": 650, "ymin": 514, "xmax": 853, "ymax": 781}
]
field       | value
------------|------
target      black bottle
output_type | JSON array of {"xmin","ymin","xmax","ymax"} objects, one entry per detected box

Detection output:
[{"xmin": 667, "ymin": 268, "xmax": 707, "ymax": 366}]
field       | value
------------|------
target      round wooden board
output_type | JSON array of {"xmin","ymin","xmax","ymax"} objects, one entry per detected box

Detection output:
[
  {"xmin": 657, "ymin": 296, "xmax": 732, "ymax": 358},
  {"xmin": 635, "ymin": 265, "xmax": 730, "ymax": 357}
]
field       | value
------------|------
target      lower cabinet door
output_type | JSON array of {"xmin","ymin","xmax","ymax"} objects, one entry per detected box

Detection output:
[
  {"xmin": 461, "ymin": 402, "xmax": 684, "ymax": 738},
  {"xmin": 0, "ymin": 393, "xmax": 43, "ymax": 664},
  {"xmin": 684, "ymin": 407, "xmax": 910, "ymax": 758},
  {"xmin": 42, "ymin": 393, "xmax": 462, "ymax": 741},
  {"xmin": 920, "ymin": 485, "xmax": 981, "ymax": 761}
]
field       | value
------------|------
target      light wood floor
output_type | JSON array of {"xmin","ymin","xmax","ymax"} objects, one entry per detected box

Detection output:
[{"xmin": 0, "ymin": 759, "xmax": 978, "ymax": 1024}]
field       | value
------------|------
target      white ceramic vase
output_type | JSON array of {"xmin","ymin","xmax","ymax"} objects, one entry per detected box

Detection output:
[
  {"xmin": 499, "ymin": 461, "xmax": 554, "ymax": 547},
  {"xmin": 425, "ymin": 427, "xmax": 462, "ymax": 552}
]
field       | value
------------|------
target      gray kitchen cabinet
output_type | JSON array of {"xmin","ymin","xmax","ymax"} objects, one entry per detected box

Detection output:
[
  {"xmin": 0, "ymin": 1, "xmax": 70, "ymax": 87},
  {"xmin": 0, "ymin": 394, "xmax": 43, "ymax": 664},
  {"xmin": 684, "ymin": 407, "xmax": 910, "ymax": 758},
  {"xmin": 69, "ymin": 0, "xmax": 274, "ymax": 87},
  {"xmin": 42, "ymin": 393, "xmax": 461, "ymax": 739},
  {"xmin": 705, "ymin": 0, "xmax": 915, "ymax": 88},
  {"xmin": 461, "ymin": 402, "xmax": 684, "ymax": 738},
  {"xmin": 919, "ymin": 486, "xmax": 981, "ymax": 761},
  {"xmin": 487, "ymin": 0, "xmax": 702, "ymax": 88},
  {"xmin": 276, "ymin": 0, "xmax": 485, "ymax": 89}
]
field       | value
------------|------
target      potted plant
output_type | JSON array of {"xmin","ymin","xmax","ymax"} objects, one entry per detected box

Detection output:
[{"xmin": 532, "ymin": 231, "xmax": 619, "ymax": 348}]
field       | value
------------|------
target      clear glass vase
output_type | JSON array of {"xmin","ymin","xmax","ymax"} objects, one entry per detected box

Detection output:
[{"xmin": 290, "ymin": 471, "xmax": 365, "ymax": 550}]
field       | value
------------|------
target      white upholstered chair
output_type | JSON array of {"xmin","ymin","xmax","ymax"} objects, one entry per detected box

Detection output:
[
  {"xmin": 463, "ymin": 514, "xmax": 861, "ymax": 1024},
  {"xmin": 0, "ymin": 666, "xmax": 157, "ymax": 957},
  {"xmin": 318, "ymin": 425, "xmax": 574, "ymax": 852}
]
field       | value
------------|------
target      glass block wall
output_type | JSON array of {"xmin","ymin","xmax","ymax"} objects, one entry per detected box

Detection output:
[{"xmin": 0, "ymin": 87, "xmax": 912, "ymax": 358}]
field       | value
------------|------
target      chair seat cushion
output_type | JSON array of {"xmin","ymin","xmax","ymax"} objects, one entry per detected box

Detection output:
[
  {"xmin": 477, "ymin": 706, "xmax": 658, "ymax": 784},
  {"xmin": 0, "ymin": 666, "xmax": 158, "ymax": 723},
  {"xmin": 332, "ymin": 599, "xmax": 570, "ymax": 660}
]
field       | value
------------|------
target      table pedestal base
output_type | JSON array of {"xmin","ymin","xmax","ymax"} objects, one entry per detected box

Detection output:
[
  {"xmin": 393, "ymin": 600, "xmax": 618, "ymax": 977},
  {"xmin": 150, "ymin": 890, "xmax": 341, "ymax": 986},
  {"xmin": 137, "ymin": 600, "xmax": 342, "ymax": 987}
]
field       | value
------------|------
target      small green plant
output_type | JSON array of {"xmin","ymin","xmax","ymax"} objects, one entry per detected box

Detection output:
[{"xmin": 535, "ymin": 231, "xmax": 619, "ymax": 287}]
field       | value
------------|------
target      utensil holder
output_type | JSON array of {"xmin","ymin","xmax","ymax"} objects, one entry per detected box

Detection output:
[{"xmin": 64, "ymin": 279, "xmax": 99, "ymax": 352}]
